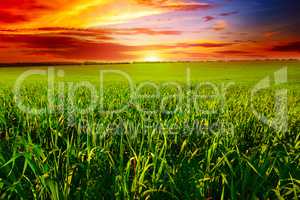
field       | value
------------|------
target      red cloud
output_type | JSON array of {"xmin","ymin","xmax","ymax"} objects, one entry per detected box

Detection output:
[
  {"xmin": 0, "ymin": 34, "xmax": 83, "ymax": 49},
  {"xmin": 0, "ymin": 11, "xmax": 28, "ymax": 23},
  {"xmin": 0, "ymin": 33, "xmax": 137, "ymax": 61},
  {"xmin": 270, "ymin": 41, "xmax": 300, "ymax": 52},
  {"xmin": 0, "ymin": 27, "xmax": 236, "ymax": 62},
  {"xmin": 5, "ymin": 27, "xmax": 181, "ymax": 36},
  {"xmin": 203, "ymin": 16, "xmax": 215, "ymax": 22},
  {"xmin": 0, "ymin": 26, "xmax": 182, "ymax": 61},
  {"xmin": 36, "ymin": 27, "xmax": 113, "ymax": 39},
  {"xmin": 0, "ymin": 0, "xmax": 50, "ymax": 10},
  {"xmin": 0, "ymin": 0, "xmax": 53, "ymax": 25}
]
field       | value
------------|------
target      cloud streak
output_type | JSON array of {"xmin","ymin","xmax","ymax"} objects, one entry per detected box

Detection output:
[
  {"xmin": 0, "ymin": 28, "xmax": 236, "ymax": 62},
  {"xmin": 219, "ymin": 11, "xmax": 239, "ymax": 16},
  {"xmin": 0, "ymin": 33, "xmax": 137, "ymax": 61},
  {"xmin": 135, "ymin": 0, "xmax": 214, "ymax": 11},
  {"xmin": 213, "ymin": 20, "xmax": 228, "ymax": 31},
  {"xmin": 203, "ymin": 16, "xmax": 215, "ymax": 22},
  {"xmin": 270, "ymin": 41, "xmax": 300, "ymax": 52}
]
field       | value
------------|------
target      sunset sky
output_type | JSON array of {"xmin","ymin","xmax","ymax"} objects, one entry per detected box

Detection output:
[{"xmin": 0, "ymin": 0, "xmax": 300, "ymax": 62}]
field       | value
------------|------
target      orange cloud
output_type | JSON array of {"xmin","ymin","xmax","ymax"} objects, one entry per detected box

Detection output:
[
  {"xmin": 135, "ymin": 0, "xmax": 214, "ymax": 11},
  {"xmin": 215, "ymin": 50, "xmax": 251, "ymax": 54},
  {"xmin": 176, "ymin": 42, "xmax": 233, "ymax": 48},
  {"xmin": 264, "ymin": 31, "xmax": 280, "ymax": 38},
  {"xmin": 0, "ymin": 0, "xmax": 214, "ymax": 29},
  {"xmin": 213, "ymin": 20, "xmax": 228, "ymax": 31}
]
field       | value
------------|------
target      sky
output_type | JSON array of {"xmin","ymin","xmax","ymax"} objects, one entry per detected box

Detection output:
[{"xmin": 0, "ymin": 0, "xmax": 299, "ymax": 62}]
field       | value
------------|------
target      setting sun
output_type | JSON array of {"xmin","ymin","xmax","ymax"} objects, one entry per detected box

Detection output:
[{"xmin": 143, "ymin": 54, "xmax": 161, "ymax": 62}]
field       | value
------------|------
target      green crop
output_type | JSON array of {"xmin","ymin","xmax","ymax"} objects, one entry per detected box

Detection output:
[{"xmin": 0, "ymin": 62, "xmax": 299, "ymax": 199}]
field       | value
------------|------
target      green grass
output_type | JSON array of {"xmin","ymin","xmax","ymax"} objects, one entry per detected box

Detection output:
[
  {"xmin": 0, "ymin": 61, "xmax": 299, "ymax": 199},
  {"xmin": 1, "ymin": 61, "xmax": 300, "ymax": 84}
]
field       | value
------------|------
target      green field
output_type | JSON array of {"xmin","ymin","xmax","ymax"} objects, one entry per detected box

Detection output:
[
  {"xmin": 0, "ymin": 61, "xmax": 300, "ymax": 199},
  {"xmin": 1, "ymin": 61, "xmax": 300, "ymax": 84}
]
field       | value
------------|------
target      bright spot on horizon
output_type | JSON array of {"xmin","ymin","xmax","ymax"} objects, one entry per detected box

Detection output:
[{"xmin": 143, "ymin": 54, "xmax": 161, "ymax": 62}]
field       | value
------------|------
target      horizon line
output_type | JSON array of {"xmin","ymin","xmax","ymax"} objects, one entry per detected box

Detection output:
[{"xmin": 0, "ymin": 59, "xmax": 300, "ymax": 67}]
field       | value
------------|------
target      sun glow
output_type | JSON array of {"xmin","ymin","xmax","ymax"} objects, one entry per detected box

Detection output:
[{"xmin": 143, "ymin": 54, "xmax": 161, "ymax": 62}]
